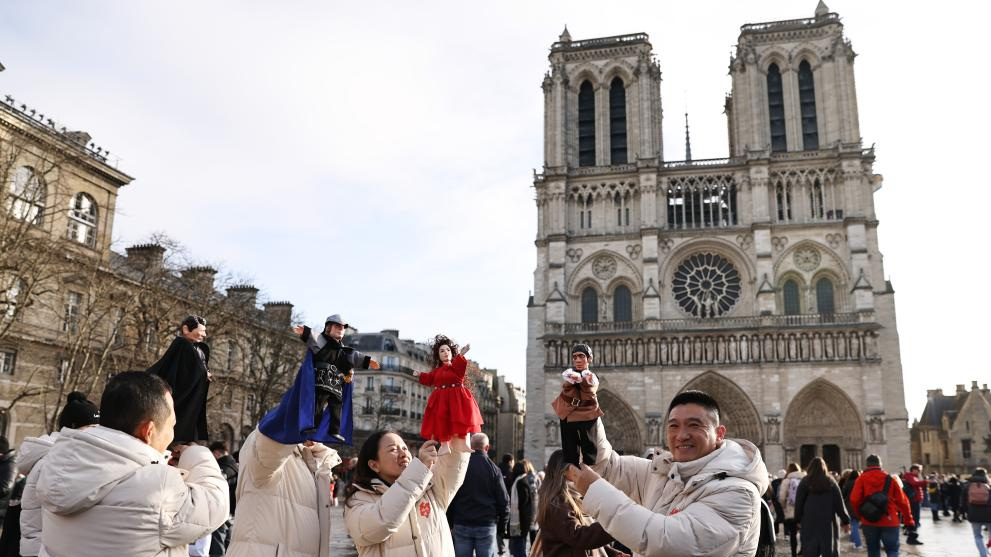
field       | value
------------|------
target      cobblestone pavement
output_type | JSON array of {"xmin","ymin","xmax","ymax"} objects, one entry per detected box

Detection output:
[
  {"xmin": 777, "ymin": 511, "xmax": 991, "ymax": 557},
  {"xmin": 329, "ymin": 505, "xmax": 358, "ymax": 556}
]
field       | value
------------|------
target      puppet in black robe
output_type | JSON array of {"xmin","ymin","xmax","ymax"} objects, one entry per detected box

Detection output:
[{"xmin": 147, "ymin": 336, "xmax": 210, "ymax": 442}]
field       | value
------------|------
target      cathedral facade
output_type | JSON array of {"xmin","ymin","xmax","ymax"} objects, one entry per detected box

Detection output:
[{"xmin": 524, "ymin": 3, "xmax": 910, "ymax": 472}]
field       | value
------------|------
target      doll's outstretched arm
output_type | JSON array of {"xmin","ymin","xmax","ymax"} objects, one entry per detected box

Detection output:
[
  {"xmin": 561, "ymin": 369, "xmax": 582, "ymax": 384},
  {"xmin": 581, "ymin": 369, "xmax": 600, "ymax": 388}
]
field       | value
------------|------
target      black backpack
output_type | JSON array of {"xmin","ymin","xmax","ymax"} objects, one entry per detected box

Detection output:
[
  {"xmin": 756, "ymin": 498, "xmax": 776, "ymax": 557},
  {"xmin": 858, "ymin": 475, "xmax": 892, "ymax": 522}
]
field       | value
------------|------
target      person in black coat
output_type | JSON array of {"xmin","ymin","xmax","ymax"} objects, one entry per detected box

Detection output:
[
  {"xmin": 794, "ymin": 457, "xmax": 850, "ymax": 557},
  {"xmin": 0, "ymin": 437, "xmax": 17, "ymax": 525},
  {"xmin": 147, "ymin": 315, "xmax": 211, "ymax": 443}
]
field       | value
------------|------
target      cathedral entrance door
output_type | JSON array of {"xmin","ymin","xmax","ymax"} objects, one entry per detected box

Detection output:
[
  {"xmin": 800, "ymin": 445, "xmax": 817, "ymax": 469},
  {"xmin": 783, "ymin": 379, "xmax": 865, "ymax": 471},
  {"xmin": 822, "ymin": 444, "xmax": 840, "ymax": 471}
]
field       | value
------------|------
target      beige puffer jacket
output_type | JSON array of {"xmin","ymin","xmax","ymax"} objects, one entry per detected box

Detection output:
[
  {"xmin": 36, "ymin": 426, "xmax": 229, "ymax": 557},
  {"xmin": 226, "ymin": 429, "xmax": 341, "ymax": 557},
  {"xmin": 344, "ymin": 444, "xmax": 469, "ymax": 556},
  {"xmin": 16, "ymin": 432, "xmax": 58, "ymax": 556},
  {"xmin": 777, "ymin": 470, "xmax": 806, "ymax": 520},
  {"xmin": 581, "ymin": 420, "xmax": 769, "ymax": 557}
]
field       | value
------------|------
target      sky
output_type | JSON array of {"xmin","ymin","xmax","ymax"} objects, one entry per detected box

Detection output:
[{"xmin": 1, "ymin": 1, "xmax": 987, "ymax": 423}]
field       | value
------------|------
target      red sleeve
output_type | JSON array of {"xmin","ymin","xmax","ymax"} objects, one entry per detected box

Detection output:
[
  {"xmin": 452, "ymin": 354, "xmax": 468, "ymax": 378},
  {"xmin": 891, "ymin": 479, "xmax": 914, "ymax": 526},
  {"xmin": 850, "ymin": 477, "xmax": 865, "ymax": 519},
  {"xmin": 419, "ymin": 369, "xmax": 438, "ymax": 387}
]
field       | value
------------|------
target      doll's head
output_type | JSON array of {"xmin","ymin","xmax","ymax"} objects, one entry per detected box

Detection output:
[
  {"xmin": 430, "ymin": 334, "xmax": 460, "ymax": 367},
  {"xmin": 571, "ymin": 343, "xmax": 592, "ymax": 371}
]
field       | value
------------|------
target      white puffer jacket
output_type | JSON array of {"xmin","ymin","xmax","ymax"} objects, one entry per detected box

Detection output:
[
  {"xmin": 344, "ymin": 443, "xmax": 470, "ymax": 557},
  {"xmin": 36, "ymin": 426, "xmax": 229, "ymax": 557},
  {"xmin": 226, "ymin": 429, "xmax": 341, "ymax": 557},
  {"xmin": 16, "ymin": 432, "xmax": 58, "ymax": 556},
  {"xmin": 582, "ymin": 420, "xmax": 770, "ymax": 557}
]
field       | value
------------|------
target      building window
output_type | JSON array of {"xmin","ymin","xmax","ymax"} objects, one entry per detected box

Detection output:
[
  {"xmin": 809, "ymin": 179, "xmax": 825, "ymax": 220},
  {"xmin": 578, "ymin": 80, "xmax": 596, "ymax": 167},
  {"xmin": 613, "ymin": 285, "xmax": 632, "ymax": 322},
  {"xmin": 609, "ymin": 77, "xmax": 627, "ymax": 164},
  {"xmin": 227, "ymin": 342, "xmax": 237, "ymax": 371},
  {"xmin": 672, "ymin": 252, "xmax": 742, "ymax": 318},
  {"xmin": 666, "ymin": 179, "xmax": 737, "ymax": 229},
  {"xmin": 109, "ymin": 307, "xmax": 125, "ymax": 347},
  {"xmin": 7, "ymin": 166, "xmax": 46, "ymax": 225},
  {"xmin": 815, "ymin": 278, "xmax": 835, "ymax": 315},
  {"xmin": 783, "ymin": 280, "xmax": 801, "ymax": 315},
  {"xmin": 767, "ymin": 64, "xmax": 787, "ymax": 152},
  {"xmin": 924, "ymin": 453, "xmax": 930, "ymax": 465},
  {"xmin": 614, "ymin": 192, "xmax": 631, "ymax": 227},
  {"xmin": 57, "ymin": 359, "xmax": 70, "ymax": 384},
  {"xmin": 775, "ymin": 183, "xmax": 793, "ymax": 222},
  {"xmin": 2, "ymin": 279, "xmax": 24, "ymax": 320},
  {"xmin": 0, "ymin": 350, "xmax": 15, "ymax": 375},
  {"xmin": 365, "ymin": 377, "xmax": 374, "ymax": 392},
  {"xmin": 962, "ymin": 439, "xmax": 972, "ymax": 459},
  {"xmin": 581, "ymin": 287, "xmax": 598, "ymax": 323},
  {"xmin": 67, "ymin": 193, "xmax": 98, "ymax": 246},
  {"xmin": 383, "ymin": 355, "xmax": 398, "ymax": 368},
  {"xmin": 798, "ymin": 60, "xmax": 819, "ymax": 150},
  {"xmin": 63, "ymin": 291, "xmax": 82, "ymax": 334},
  {"xmin": 577, "ymin": 194, "xmax": 593, "ymax": 230}
]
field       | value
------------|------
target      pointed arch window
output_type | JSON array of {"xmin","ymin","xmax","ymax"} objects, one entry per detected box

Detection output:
[
  {"xmin": 614, "ymin": 192, "xmax": 630, "ymax": 228},
  {"xmin": 67, "ymin": 192, "xmax": 98, "ymax": 246},
  {"xmin": 581, "ymin": 287, "xmax": 598, "ymax": 323},
  {"xmin": 8, "ymin": 166, "xmax": 46, "ymax": 225},
  {"xmin": 578, "ymin": 81, "xmax": 596, "ymax": 167},
  {"xmin": 798, "ymin": 60, "xmax": 819, "ymax": 150},
  {"xmin": 767, "ymin": 64, "xmax": 786, "ymax": 152},
  {"xmin": 776, "ymin": 182, "xmax": 792, "ymax": 222},
  {"xmin": 577, "ymin": 194, "xmax": 593, "ymax": 230},
  {"xmin": 815, "ymin": 277, "xmax": 835, "ymax": 315},
  {"xmin": 609, "ymin": 77, "xmax": 627, "ymax": 164},
  {"xmin": 783, "ymin": 280, "xmax": 800, "ymax": 315},
  {"xmin": 613, "ymin": 285, "xmax": 632, "ymax": 322},
  {"xmin": 809, "ymin": 179, "xmax": 825, "ymax": 220}
]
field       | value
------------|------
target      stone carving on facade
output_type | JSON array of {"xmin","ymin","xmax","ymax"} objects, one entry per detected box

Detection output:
[
  {"xmin": 647, "ymin": 417, "xmax": 662, "ymax": 445},
  {"xmin": 825, "ymin": 233, "xmax": 844, "ymax": 249},
  {"xmin": 546, "ymin": 418, "xmax": 560, "ymax": 446},
  {"xmin": 793, "ymin": 246, "xmax": 821, "ymax": 272},
  {"xmin": 660, "ymin": 238, "xmax": 675, "ymax": 253},
  {"xmin": 626, "ymin": 244, "xmax": 642, "ymax": 260},
  {"xmin": 566, "ymin": 248, "xmax": 584, "ymax": 263},
  {"xmin": 592, "ymin": 254, "xmax": 617, "ymax": 279},
  {"xmin": 765, "ymin": 416, "xmax": 781, "ymax": 444},
  {"xmin": 736, "ymin": 234, "xmax": 753, "ymax": 250},
  {"xmin": 867, "ymin": 415, "xmax": 885, "ymax": 444},
  {"xmin": 771, "ymin": 236, "xmax": 789, "ymax": 251}
]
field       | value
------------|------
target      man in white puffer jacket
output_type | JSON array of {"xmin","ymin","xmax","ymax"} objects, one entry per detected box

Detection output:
[
  {"xmin": 35, "ymin": 372, "xmax": 229, "ymax": 557},
  {"xmin": 18, "ymin": 391, "xmax": 101, "ymax": 557},
  {"xmin": 567, "ymin": 390, "xmax": 770, "ymax": 557}
]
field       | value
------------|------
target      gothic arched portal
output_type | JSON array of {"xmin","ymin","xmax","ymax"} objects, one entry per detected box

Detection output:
[
  {"xmin": 678, "ymin": 371, "xmax": 763, "ymax": 448},
  {"xmin": 783, "ymin": 378, "xmax": 864, "ymax": 470},
  {"xmin": 598, "ymin": 389, "xmax": 643, "ymax": 455}
]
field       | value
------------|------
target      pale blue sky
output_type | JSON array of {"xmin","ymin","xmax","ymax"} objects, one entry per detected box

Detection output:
[{"xmin": 2, "ymin": 1, "xmax": 985, "ymax": 422}]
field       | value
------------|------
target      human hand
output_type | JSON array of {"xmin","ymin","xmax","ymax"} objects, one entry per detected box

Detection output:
[
  {"xmin": 369, "ymin": 359, "xmax": 381, "ymax": 370},
  {"xmin": 562, "ymin": 370, "xmax": 582, "ymax": 384},
  {"xmin": 169, "ymin": 444, "xmax": 189, "ymax": 467},
  {"xmin": 459, "ymin": 343, "xmax": 471, "ymax": 356},
  {"xmin": 207, "ymin": 370, "xmax": 214, "ymax": 382},
  {"xmin": 412, "ymin": 370, "xmax": 421, "ymax": 377},
  {"xmin": 292, "ymin": 325, "xmax": 304, "ymax": 336},
  {"xmin": 564, "ymin": 463, "xmax": 601, "ymax": 496},
  {"xmin": 419, "ymin": 440, "xmax": 440, "ymax": 470}
]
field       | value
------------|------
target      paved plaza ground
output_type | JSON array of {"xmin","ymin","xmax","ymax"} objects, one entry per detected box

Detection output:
[{"xmin": 329, "ymin": 504, "xmax": 989, "ymax": 556}]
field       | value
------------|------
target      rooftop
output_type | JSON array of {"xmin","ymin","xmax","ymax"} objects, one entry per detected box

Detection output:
[{"xmin": 551, "ymin": 32, "xmax": 650, "ymax": 53}]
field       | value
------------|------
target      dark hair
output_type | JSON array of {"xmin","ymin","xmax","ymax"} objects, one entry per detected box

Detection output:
[
  {"xmin": 57, "ymin": 391, "xmax": 100, "ymax": 430},
  {"xmin": 786, "ymin": 462, "xmax": 802, "ymax": 474},
  {"xmin": 100, "ymin": 372, "xmax": 171, "ymax": 438},
  {"xmin": 536, "ymin": 449, "xmax": 581, "ymax": 527},
  {"xmin": 667, "ymin": 390, "xmax": 720, "ymax": 425},
  {"xmin": 806, "ymin": 457, "xmax": 834, "ymax": 492},
  {"xmin": 180, "ymin": 315, "xmax": 206, "ymax": 333},
  {"xmin": 429, "ymin": 334, "xmax": 459, "ymax": 367},
  {"xmin": 501, "ymin": 453, "xmax": 515, "ymax": 465},
  {"xmin": 845, "ymin": 469, "xmax": 861, "ymax": 490},
  {"xmin": 866, "ymin": 454, "xmax": 881, "ymax": 467},
  {"xmin": 209, "ymin": 441, "xmax": 229, "ymax": 454},
  {"xmin": 346, "ymin": 429, "xmax": 398, "ymax": 504}
]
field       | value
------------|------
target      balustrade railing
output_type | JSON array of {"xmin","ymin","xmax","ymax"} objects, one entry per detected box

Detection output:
[
  {"xmin": 740, "ymin": 13, "xmax": 839, "ymax": 33},
  {"xmin": 545, "ymin": 312, "xmax": 873, "ymax": 335}
]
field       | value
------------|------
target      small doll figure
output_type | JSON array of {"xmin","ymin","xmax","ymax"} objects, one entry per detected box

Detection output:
[
  {"xmin": 292, "ymin": 314, "xmax": 379, "ymax": 441},
  {"xmin": 551, "ymin": 343, "xmax": 603, "ymax": 466},
  {"xmin": 416, "ymin": 335, "xmax": 484, "ymax": 445}
]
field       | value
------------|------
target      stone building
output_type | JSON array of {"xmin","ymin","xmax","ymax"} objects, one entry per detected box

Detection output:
[
  {"xmin": 911, "ymin": 382, "xmax": 991, "ymax": 475},
  {"xmin": 525, "ymin": 2, "xmax": 910, "ymax": 471},
  {"xmin": 346, "ymin": 329, "xmax": 525, "ymax": 457},
  {"xmin": 0, "ymin": 92, "xmax": 300, "ymax": 449}
]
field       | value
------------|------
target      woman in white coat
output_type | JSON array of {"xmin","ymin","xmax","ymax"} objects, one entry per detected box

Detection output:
[{"xmin": 344, "ymin": 430, "xmax": 470, "ymax": 556}]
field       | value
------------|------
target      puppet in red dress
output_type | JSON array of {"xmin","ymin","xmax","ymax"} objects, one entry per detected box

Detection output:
[{"xmin": 415, "ymin": 335, "xmax": 484, "ymax": 444}]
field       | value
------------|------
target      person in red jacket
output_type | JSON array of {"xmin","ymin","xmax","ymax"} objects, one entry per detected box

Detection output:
[
  {"xmin": 901, "ymin": 464, "xmax": 926, "ymax": 545},
  {"xmin": 850, "ymin": 454, "xmax": 915, "ymax": 557}
]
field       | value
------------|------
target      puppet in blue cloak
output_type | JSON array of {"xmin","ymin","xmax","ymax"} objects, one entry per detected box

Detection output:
[{"xmin": 261, "ymin": 314, "xmax": 379, "ymax": 444}]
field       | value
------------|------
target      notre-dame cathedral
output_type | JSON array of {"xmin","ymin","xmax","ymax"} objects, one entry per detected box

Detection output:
[{"xmin": 525, "ymin": 2, "xmax": 910, "ymax": 471}]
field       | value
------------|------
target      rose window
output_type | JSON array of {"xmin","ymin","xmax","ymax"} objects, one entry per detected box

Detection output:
[{"xmin": 672, "ymin": 252, "xmax": 741, "ymax": 318}]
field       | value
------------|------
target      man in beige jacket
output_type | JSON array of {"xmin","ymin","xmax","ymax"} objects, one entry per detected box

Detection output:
[{"xmin": 566, "ymin": 390, "xmax": 769, "ymax": 557}]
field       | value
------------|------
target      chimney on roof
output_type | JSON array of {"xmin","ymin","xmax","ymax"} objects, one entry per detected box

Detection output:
[
  {"xmin": 226, "ymin": 285, "xmax": 259, "ymax": 308},
  {"xmin": 382, "ymin": 329, "xmax": 399, "ymax": 337},
  {"xmin": 956, "ymin": 384, "xmax": 967, "ymax": 395},
  {"xmin": 263, "ymin": 301, "xmax": 293, "ymax": 328},
  {"xmin": 972, "ymin": 381, "xmax": 980, "ymax": 391},
  {"xmin": 927, "ymin": 388, "xmax": 944, "ymax": 399},
  {"xmin": 181, "ymin": 266, "xmax": 217, "ymax": 293},
  {"xmin": 126, "ymin": 243, "xmax": 166, "ymax": 271}
]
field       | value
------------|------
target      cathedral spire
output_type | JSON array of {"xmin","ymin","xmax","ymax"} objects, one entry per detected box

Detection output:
[
  {"xmin": 559, "ymin": 26, "xmax": 572, "ymax": 43},
  {"xmin": 684, "ymin": 111, "xmax": 692, "ymax": 162},
  {"xmin": 815, "ymin": 1, "xmax": 830, "ymax": 17}
]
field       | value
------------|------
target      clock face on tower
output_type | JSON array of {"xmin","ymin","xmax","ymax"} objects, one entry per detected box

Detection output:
[{"xmin": 793, "ymin": 246, "xmax": 821, "ymax": 272}]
